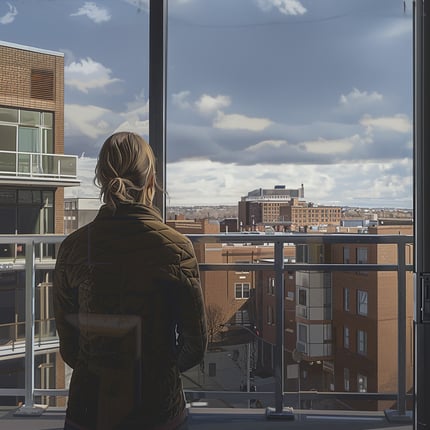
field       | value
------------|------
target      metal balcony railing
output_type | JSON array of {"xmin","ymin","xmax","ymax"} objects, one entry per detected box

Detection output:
[
  {"xmin": 0, "ymin": 150, "xmax": 78, "ymax": 181},
  {"xmin": 0, "ymin": 233, "xmax": 414, "ymax": 420}
]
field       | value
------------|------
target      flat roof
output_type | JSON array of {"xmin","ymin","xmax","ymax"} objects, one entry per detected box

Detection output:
[{"xmin": 0, "ymin": 40, "xmax": 64, "ymax": 57}]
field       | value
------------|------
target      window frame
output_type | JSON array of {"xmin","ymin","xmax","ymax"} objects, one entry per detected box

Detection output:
[
  {"xmin": 234, "ymin": 282, "xmax": 251, "ymax": 299},
  {"xmin": 357, "ymin": 329, "xmax": 367, "ymax": 355},
  {"xmin": 357, "ymin": 290, "xmax": 368, "ymax": 316}
]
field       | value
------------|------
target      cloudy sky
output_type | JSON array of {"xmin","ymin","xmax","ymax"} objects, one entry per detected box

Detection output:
[{"xmin": 0, "ymin": 0, "xmax": 413, "ymax": 207}]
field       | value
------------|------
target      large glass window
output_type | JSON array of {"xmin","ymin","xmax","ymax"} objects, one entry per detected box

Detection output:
[{"xmin": 0, "ymin": 108, "xmax": 53, "ymax": 156}]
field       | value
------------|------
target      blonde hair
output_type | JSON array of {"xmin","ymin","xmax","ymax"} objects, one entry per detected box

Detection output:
[{"xmin": 95, "ymin": 132, "xmax": 158, "ymax": 209}]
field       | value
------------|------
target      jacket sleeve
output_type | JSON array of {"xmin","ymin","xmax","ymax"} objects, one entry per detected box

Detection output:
[
  {"xmin": 53, "ymin": 239, "xmax": 80, "ymax": 369},
  {"xmin": 176, "ymin": 242, "xmax": 208, "ymax": 373}
]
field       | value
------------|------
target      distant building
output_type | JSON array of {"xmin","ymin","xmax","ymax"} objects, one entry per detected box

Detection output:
[
  {"xmin": 279, "ymin": 198, "xmax": 342, "ymax": 231},
  {"xmin": 220, "ymin": 218, "xmax": 239, "ymax": 233},
  {"xmin": 238, "ymin": 184, "xmax": 305, "ymax": 229},
  {"xmin": 64, "ymin": 197, "xmax": 102, "ymax": 234},
  {"xmin": 166, "ymin": 216, "xmax": 220, "ymax": 235}
]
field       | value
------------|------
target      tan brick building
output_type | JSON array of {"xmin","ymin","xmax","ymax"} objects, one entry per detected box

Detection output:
[{"xmin": 279, "ymin": 198, "xmax": 342, "ymax": 230}]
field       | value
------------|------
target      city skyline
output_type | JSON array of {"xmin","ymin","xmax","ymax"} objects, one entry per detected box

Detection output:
[{"xmin": 0, "ymin": 0, "xmax": 414, "ymax": 208}]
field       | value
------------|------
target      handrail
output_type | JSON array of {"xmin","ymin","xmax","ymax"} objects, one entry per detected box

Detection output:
[
  {"xmin": 0, "ymin": 233, "xmax": 414, "ymax": 416},
  {"xmin": 0, "ymin": 150, "xmax": 78, "ymax": 179}
]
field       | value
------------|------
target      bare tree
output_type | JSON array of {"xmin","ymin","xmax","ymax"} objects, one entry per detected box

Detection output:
[{"xmin": 205, "ymin": 303, "xmax": 225, "ymax": 344}]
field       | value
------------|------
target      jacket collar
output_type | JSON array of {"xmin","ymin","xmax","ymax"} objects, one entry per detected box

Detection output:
[{"xmin": 96, "ymin": 203, "xmax": 163, "ymax": 222}]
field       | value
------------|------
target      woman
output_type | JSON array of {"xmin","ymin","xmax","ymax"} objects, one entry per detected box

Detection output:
[{"xmin": 54, "ymin": 132, "xmax": 207, "ymax": 430}]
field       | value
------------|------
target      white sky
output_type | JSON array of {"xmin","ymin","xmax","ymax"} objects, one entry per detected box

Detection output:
[{"xmin": 0, "ymin": 0, "xmax": 414, "ymax": 208}]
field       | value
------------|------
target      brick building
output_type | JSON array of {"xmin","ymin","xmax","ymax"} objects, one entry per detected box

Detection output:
[
  {"xmin": 0, "ymin": 41, "xmax": 79, "ymax": 406},
  {"xmin": 238, "ymin": 185, "xmax": 304, "ymax": 229},
  {"xmin": 279, "ymin": 198, "xmax": 342, "ymax": 231}
]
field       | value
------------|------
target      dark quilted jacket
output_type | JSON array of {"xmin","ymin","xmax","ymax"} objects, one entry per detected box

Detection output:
[{"xmin": 53, "ymin": 203, "xmax": 207, "ymax": 430}]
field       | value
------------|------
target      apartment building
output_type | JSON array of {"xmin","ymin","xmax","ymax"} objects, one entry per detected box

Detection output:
[
  {"xmin": 64, "ymin": 197, "xmax": 101, "ymax": 234},
  {"xmin": 0, "ymin": 41, "xmax": 79, "ymax": 405},
  {"xmin": 238, "ymin": 185, "xmax": 304, "ymax": 229},
  {"xmin": 332, "ymin": 224, "xmax": 414, "ymax": 410},
  {"xmin": 254, "ymin": 224, "xmax": 413, "ymax": 410}
]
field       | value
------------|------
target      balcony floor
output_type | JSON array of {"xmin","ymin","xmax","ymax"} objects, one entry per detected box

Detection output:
[{"xmin": 0, "ymin": 407, "xmax": 413, "ymax": 430}]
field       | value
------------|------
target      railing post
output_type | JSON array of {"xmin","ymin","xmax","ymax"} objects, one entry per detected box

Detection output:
[
  {"xmin": 14, "ymin": 241, "xmax": 47, "ymax": 416},
  {"xmin": 384, "ymin": 239, "xmax": 411, "ymax": 422},
  {"xmin": 397, "ymin": 243, "xmax": 406, "ymax": 415},
  {"xmin": 274, "ymin": 240, "xmax": 284, "ymax": 413},
  {"xmin": 266, "ymin": 240, "xmax": 293, "ymax": 420}
]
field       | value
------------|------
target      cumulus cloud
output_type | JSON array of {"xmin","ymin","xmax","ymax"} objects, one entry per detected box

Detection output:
[
  {"xmin": 299, "ymin": 135, "xmax": 360, "ymax": 155},
  {"xmin": 195, "ymin": 94, "xmax": 231, "ymax": 115},
  {"xmin": 360, "ymin": 114, "xmax": 411, "ymax": 133},
  {"xmin": 65, "ymin": 104, "xmax": 112, "ymax": 139},
  {"xmin": 339, "ymin": 88, "xmax": 383, "ymax": 106},
  {"xmin": 114, "ymin": 92, "xmax": 150, "ymax": 136},
  {"xmin": 65, "ymin": 58, "xmax": 121, "ymax": 93},
  {"xmin": 246, "ymin": 140, "xmax": 288, "ymax": 151},
  {"xmin": 213, "ymin": 111, "xmax": 272, "ymax": 132},
  {"xmin": 256, "ymin": 0, "xmax": 306, "ymax": 16},
  {"xmin": 70, "ymin": 2, "xmax": 111, "ymax": 24},
  {"xmin": 65, "ymin": 156, "xmax": 412, "ymax": 208},
  {"xmin": 0, "ymin": 2, "xmax": 17, "ymax": 25},
  {"xmin": 165, "ymin": 159, "xmax": 412, "ymax": 207},
  {"xmin": 172, "ymin": 91, "xmax": 192, "ymax": 109}
]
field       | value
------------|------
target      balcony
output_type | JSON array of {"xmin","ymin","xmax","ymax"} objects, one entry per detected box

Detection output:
[
  {"xmin": 0, "ymin": 150, "xmax": 80, "ymax": 187},
  {"xmin": 0, "ymin": 234, "xmax": 414, "ymax": 430}
]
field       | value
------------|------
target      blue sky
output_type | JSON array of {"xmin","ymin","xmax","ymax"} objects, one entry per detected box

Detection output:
[{"xmin": 0, "ymin": 0, "xmax": 413, "ymax": 207}]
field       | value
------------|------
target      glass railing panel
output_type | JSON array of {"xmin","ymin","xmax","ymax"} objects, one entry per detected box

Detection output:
[
  {"xmin": 0, "ymin": 151, "xmax": 16, "ymax": 174},
  {"xmin": 54, "ymin": 155, "xmax": 77, "ymax": 177}
]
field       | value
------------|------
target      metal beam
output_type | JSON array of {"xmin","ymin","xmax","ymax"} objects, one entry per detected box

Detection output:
[
  {"xmin": 414, "ymin": 0, "xmax": 430, "ymax": 428},
  {"xmin": 149, "ymin": 0, "xmax": 167, "ymax": 220}
]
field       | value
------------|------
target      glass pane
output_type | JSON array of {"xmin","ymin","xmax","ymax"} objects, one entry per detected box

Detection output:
[
  {"xmin": 20, "ymin": 109, "xmax": 40, "ymax": 126},
  {"xmin": 18, "ymin": 126, "xmax": 40, "ymax": 152},
  {"xmin": 0, "ymin": 107, "xmax": 18, "ymax": 122},
  {"xmin": 42, "ymin": 112, "xmax": 53, "ymax": 128},
  {"xmin": 0, "ymin": 124, "xmax": 16, "ymax": 151},
  {"xmin": 0, "ymin": 152, "xmax": 16, "ymax": 174}
]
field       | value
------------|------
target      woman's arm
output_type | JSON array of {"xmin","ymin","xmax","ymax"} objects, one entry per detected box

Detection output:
[
  {"xmin": 53, "ymin": 240, "xmax": 80, "ymax": 368},
  {"xmin": 176, "ymin": 243, "xmax": 208, "ymax": 373}
]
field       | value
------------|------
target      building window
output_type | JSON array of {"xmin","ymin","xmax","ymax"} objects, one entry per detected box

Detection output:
[
  {"xmin": 357, "ymin": 330, "xmax": 367, "ymax": 355},
  {"xmin": 298, "ymin": 288, "xmax": 307, "ymax": 306},
  {"xmin": 235, "ymin": 283, "xmax": 250, "ymax": 299},
  {"xmin": 357, "ymin": 374, "xmax": 367, "ymax": 393},
  {"xmin": 357, "ymin": 247, "xmax": 368, "ymax": 264},
  {"xmin": 298, "ymin": 324, "xmax": 307, "ymax": 343},
  {"xmin": 343, "ymin": 247, "xmax": 350, "ymax": 264},
  {"xmin": 344, "ymin": 287, "xmax": 350, "ymax": 311},
  {"xmin": 344, "ymin": 368, "xmax": 350, "ymax": 391},
  {"xmin": 267, "ymin": 305, "xmax": 275, "ymax": 325},
  {"xmin": 344, "ymin": 326, "xmax": 350, "ymax": 349},
  {"xmin": 357, "ymin": 290, "xmax": 368, "ymax": 316},
  {"xmin": 267, "ymin": 277, "xmax": 275, "ymax": 295}
]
